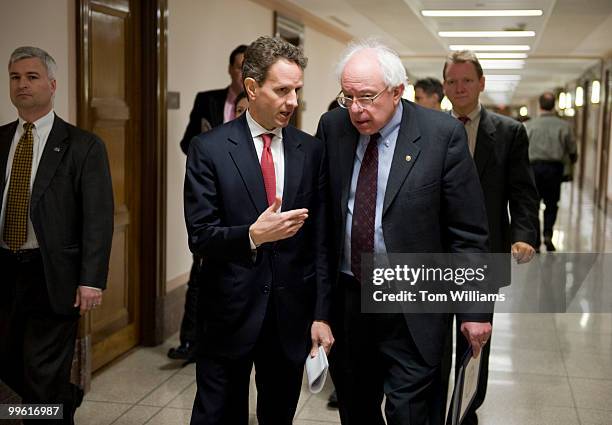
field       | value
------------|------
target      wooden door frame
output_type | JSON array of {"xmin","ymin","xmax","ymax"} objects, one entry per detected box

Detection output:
[{"xmin": 76, "ymin": 0, "xmax": 168, "ymax": 371}]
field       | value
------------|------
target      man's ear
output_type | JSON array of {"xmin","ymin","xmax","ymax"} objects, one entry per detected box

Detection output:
[
  {"xmin": 244, "ymin": 77, "xmax": 258, "ymax": 101},
  {"xmin": 393, "ymin": 84, "xmax": 405, "ymax": 103}
]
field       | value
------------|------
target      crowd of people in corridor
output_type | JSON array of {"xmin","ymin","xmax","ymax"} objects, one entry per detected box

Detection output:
[{"xmin": 0, "ymin": 35, "xmax": 577, "ymax": 425}]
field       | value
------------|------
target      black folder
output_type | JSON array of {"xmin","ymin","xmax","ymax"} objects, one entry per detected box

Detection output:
[{"xmin": 446, "ymin": 347, "xmax": 482, "ymax": 425}]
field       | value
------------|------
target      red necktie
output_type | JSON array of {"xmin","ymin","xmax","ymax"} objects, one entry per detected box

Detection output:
[
  {"xmin": 458, "ymin": 116, "xmax": 471, "ymax": 125},
  {"xmin": 260, "ymin": 133, "xmax": 276, "ymax": 206},
  {"xmin": 351, "ymin": 133, "xmax": 380, "ymax": 281}
]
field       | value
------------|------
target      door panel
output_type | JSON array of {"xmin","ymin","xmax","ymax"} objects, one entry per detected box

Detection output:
[{"xmin": 78, "ymin": 0, "xmax": 141, "ymax": 372}]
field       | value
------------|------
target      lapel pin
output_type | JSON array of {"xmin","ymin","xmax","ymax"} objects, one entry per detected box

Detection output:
[
  {"xmin": 405, "ymin": 155, "xmax": 412, "ymax": 162},
  {"xmin": 54, "ymin": 147, "xmax": 61, "ymax": 152}
]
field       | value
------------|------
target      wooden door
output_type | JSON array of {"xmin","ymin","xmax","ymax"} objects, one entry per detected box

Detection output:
[{"xmin": 78, "ymin": 0, "xmax": 142, "ymax": 371}]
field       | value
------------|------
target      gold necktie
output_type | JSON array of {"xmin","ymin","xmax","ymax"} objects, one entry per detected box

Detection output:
[{"xmin": 3, "ymin": 122, "xmax": 35, "ymax": 250}]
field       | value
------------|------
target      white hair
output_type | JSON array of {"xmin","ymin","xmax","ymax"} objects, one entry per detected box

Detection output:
[
  {"xmin": 335, "ymin": 38, "xmax": 407, "ymax": 88},
  {"xmin": 9, "ymin": 46, "xmax": 57, "ymax": 80}
]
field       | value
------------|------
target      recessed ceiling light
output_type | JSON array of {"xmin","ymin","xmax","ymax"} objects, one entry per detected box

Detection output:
[
  {"xmin": 450, "ymin": 45, "xmax": 531, "ymax": 51},
  {"xmin": 439, "ymin": 31, "xmax": 535, "ymax": 38},
  {"xmin": 422, "ymin": 10, "xmax": 543, "ymax": 17},
  {"xmin": 477, "ymin": 53, "xmax": 529, "ymax": 59},
  {"xmin": 480, "ymin": 60, "xmax": 525, "ymax": 69}
]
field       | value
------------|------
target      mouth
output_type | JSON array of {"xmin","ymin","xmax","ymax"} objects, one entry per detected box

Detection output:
[{"xmin": 279, "ymin": 111, "xmax": 292, "ymax": 120}]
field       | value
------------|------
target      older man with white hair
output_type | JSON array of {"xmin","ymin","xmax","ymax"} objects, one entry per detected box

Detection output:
[{"xmin": 316, "ymin": 40, "xmax": 492, "ymax": 425}]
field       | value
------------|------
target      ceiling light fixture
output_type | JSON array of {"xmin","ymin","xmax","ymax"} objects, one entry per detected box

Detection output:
[
  {"xmin": 450, "ymin": 45, "xmax": 530, "ymax": 51},
  {"xmin": 477, "ymin": 53, "xmax": 529, "ymax": 59},
  {"xmin": 439, "ymin": 31, "xmax": 535, "ymax": 38},
  {"xmin": 479, "ymin": 60, "xmax": 525, "ymax": 69},
  {"xmin": 422, "ymin": 10, "xmax": 543, "ymax": 17}
]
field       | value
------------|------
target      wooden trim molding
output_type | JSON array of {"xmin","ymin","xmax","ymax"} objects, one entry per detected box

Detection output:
[
  {"xmin": 250, "ymin": 0, "xmax": 352, "ymax": 44},
  {"xmin": 140, "ymin": 0, "xmax": 168, "ymax": 346}
]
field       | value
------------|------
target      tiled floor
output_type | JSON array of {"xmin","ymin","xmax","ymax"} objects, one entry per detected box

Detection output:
[{"xmin": 73, "ymin": 183, "xmax": 612, "ymax": 424}]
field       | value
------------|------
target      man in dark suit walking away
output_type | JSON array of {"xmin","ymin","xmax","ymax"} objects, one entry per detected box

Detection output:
[
  {"xmin": 185, "ymin": 36, "xmax": 333, "ymax": 425},
  {"xmin": 0, "ymin": 46, "xmax": 114, "ymax": 424},
  {"xmin": 170, "ymin": 44, "xmax": 248, "ymax": 362},
  {"xmin": 179, "ymin": 44, "xmax": 248, "ymax": 154},
  {"xmin": 442, "ymin": 50, "xmax": 539, "ymax": 425},
  {"xmin": 316, "ymin": 39, "xmax": 492, "ymax": 425}
]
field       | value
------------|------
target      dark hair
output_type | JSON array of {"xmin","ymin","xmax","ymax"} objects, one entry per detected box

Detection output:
[
  {"xmin": 242, "ymin": 36, "xmax": 307, "ymax": 86},
  {"xmin": 539, "ymin": 92, "xmax": 556, "ymax": 111},
  {"xmin": 414, "ymin": 77, "xmax": 443, "ymax": 103},
  {"xmin": 234, "ymin": 91, "xmax": 247, "ymax": 108},
  {"xmin": 443, "ymin": 50, "xmax": 483, "ymax": 80},
  {"xmin": 229, "ymin": 45, "xmax": 248, "ymax": 66},
  {"xmin": 328, "ymin": 99, "xmax": 341, "ymax": 111}
]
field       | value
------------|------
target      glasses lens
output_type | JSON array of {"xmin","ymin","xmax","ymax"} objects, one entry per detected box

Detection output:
[{"xmin": 337, "ymin": 96, "xmax": 350, "ymax": 108}]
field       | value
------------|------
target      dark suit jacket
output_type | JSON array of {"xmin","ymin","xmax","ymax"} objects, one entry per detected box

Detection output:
[
  {"xmin": 316, "ymin": 100, "xmax": 490, "ymax": 366},
  {"xmin": 0, "ymin": 114, "xmax": 114, "ymax": 315},
  {"xmin": 184, "ymin": 113, "xmax": 330, "ymax": 365},
  {"xmin": 474, "ymin": 107, "xmax": 539, "ymax": 252},
  {"xmin": 180, "ymin": 87, "xmax": 229, "ymax": 154}
]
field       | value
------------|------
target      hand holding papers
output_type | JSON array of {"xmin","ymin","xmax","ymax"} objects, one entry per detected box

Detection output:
[
  {"xmin": 447, "ymin": 347, "xmax": 482, "ymax": 425},
  {"xmin": 305, "ymin": 345, "xmax": 329, "ymax": 393}
]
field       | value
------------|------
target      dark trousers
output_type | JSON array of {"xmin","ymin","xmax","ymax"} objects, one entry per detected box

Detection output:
[
  {"xmin": 531, "ymin": 161, "xmax": 564, "ymax": 246},
  {"xmin": 190, "ymin": 298, "xmax": 303, "ymax": 425},
  {"xmin": 0, "ymin": 249, "xmax": 80, "ymax": 425},
  {"xmin": 331, "ymin": 273, "xmax": 438, "ymax": 425},
  {"xmin": 179, "ymin": 255, "xmax": 201, "ymax": 346},
  {"xmin": 438, "ymin": 316, "xmax": 493, "ymax": 425}
]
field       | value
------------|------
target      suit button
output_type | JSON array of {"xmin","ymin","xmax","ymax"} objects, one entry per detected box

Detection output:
[{"xmin": 262, "ymin": 284, "xmax": 270, "ymax": 294}]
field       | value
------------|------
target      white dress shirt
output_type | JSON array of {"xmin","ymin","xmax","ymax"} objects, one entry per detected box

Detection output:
[
  {"xmin": 245, "ymin": 109, "xmax": 285, "ymax": 249},
  {"xmin": 0, "ymin": 109, "xmax": 55, "ymax": 249},
  {"xmin": 452, "ymin": 103, "xmax": 482, "ymax": 157}
]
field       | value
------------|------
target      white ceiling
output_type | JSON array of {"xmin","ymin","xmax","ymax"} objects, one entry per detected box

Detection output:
[{"xmin": 286, "ymin": 0, "xmax": 612, "ymax": 106}]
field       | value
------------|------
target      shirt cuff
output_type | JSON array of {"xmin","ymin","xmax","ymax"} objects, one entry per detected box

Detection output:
[{"xmin": 79, "ymin": 285, "xmax": 102, "ymax": 292}]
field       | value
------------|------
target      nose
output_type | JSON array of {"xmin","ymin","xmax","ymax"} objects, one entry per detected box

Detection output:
[
  {"xmin": 287, "ymin": 90, "xmax": 299, "ymax": 108},
  {"xmin": 349, "ymin": 100, "xmax": 364, "ymax": 113}
]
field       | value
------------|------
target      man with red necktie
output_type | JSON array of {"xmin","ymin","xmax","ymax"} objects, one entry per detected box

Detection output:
[{"xmin": 184, "ymin": 36, "xmax": 333, "ymax": 425}]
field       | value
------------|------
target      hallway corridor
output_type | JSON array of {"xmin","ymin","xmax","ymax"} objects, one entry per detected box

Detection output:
[{"xmin": 74, "ymin": 181, "xmax": 612, "ymax": 425}]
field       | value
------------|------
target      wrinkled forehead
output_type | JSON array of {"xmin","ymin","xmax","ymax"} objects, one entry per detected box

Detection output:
[{"xmin": 343, "ymin": 50, "xmax": 384, "ymax": 81}]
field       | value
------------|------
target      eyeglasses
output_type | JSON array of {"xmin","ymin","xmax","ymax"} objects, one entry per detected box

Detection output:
[{"xmin": 336, "ymin": 87, "xmax": 388, "ymax": 109}]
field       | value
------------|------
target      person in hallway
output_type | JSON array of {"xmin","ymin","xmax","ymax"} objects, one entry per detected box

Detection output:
[
  {"xmin": 414, "ymin": 77, "xmax": 444, "ymax": 110},
  {"xmin": 442, "ymin": 50, "xmax": 540, "ymax": 425},
  {"xmin": 0, "ymin": 46, "xmax": 114, "ymax": 424},
  {"xmin": 169, "ymin": 44, "xmax": 248, "ymax": 362},
  {"xmin": 184, "ymin": 36, "xmax": 333, "ymax": 425},
  {"xmin": 234, "ymin": 92, "xmax": 248, "ymax": 117},
  {"xmin": 525, "ymin": 91, "xmax": 577, "ymax": 252},
  {"xmin": 315, "ymin": 39, "xmax": 492, "ymax": 425}
]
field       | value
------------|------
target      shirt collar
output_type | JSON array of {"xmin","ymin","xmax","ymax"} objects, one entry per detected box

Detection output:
[
  {"xmin": 18, "ymin": 109, "xmax": 55, "ymax": 134},
  {"xmin": 245, "ymin": 109, "xmax": 283, "ymax": 140},
  {"xmin": 376, "ymin": 101, "xmax": 403, "ymax": 147},
  {"xmin": 451, "ymin": 103, "xmax": 481, "ymax": 122}
]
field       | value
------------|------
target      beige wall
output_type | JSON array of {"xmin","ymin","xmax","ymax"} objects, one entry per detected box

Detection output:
[
  {"xmin": 165, "ymin": 0, "xmax": 347, "ymax": 289},
  {"xmin": 302, "ymin": 26, "xmax": 345, "ymax": 134},
  {"xmin": 0, "ymin": 0, "xmax": 76, "ymax": 125},
  {"xmin": 166, "ymin": 0, "xmax": 273, "ymax": 289}
]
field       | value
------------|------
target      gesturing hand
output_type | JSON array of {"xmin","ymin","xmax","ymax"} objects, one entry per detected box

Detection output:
[{"xmin": 249, "ymin": 197, "xmax": 308, "ymax": 246}]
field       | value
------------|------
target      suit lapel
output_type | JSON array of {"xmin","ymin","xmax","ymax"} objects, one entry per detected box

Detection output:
[
  {"xmin": 281, "ymin": 127, "xmax": 304, "ymax": 211},
  {"xmin": 31, "ymin": 115, "xmax": 69, "ymax": 211},
  {"xmin": 339, "ymin": 125, "xmax": 359, "ymax": 223},
  {"xmin": 0, "ymin": 120, "xmax": 18, "ymax": 196},
  {"xmin": 473, "ymin": 107, "xmax": 495, "ymax": 178},
  {"xmin": 213, "ymin": 88, "xmax": 229, "ymax": 127},
  {"xmin": 227, "ymin": 115, "xmax": 268, "ymax": 214},
  {"xmin": 382, "ymin": 101, "xmax": 421, "ymax": 216}
]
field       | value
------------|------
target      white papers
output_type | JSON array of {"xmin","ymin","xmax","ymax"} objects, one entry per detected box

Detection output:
[
  {"xmin": 448, "ymin": 348, "xmax": 482, "ymax": 425},
  {"xmin": 305, "ymin": 346, "xmax": 329, "ymax": 394},
  {"xmin": 459, "ymin": 350, "xmax": 481, "ymax": 422}
]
